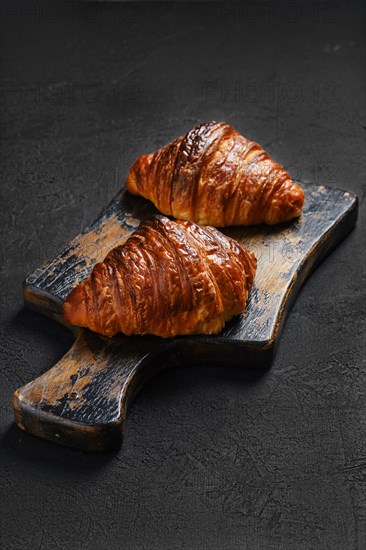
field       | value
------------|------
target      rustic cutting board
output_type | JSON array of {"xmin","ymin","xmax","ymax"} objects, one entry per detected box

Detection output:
[{"xmin": 13, "ymin": 183, "xmax": 358, "ymax": 451}]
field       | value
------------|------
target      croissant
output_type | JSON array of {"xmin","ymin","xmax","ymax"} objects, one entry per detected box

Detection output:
[
  {"xmin": 126, "ymin": 121, "xmax": 304, "ymax": 226},
  {"xmin": 63, "ymin": 216, "xmax": 256, "ymax": 338}
]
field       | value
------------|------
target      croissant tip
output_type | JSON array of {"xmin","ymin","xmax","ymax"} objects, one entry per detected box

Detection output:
[
  {"xmin": 291, "ymin": 183, "xmax": 305, "ymax": 215},
  {"xmin": 126, "ymin": 153, "xmax": 154, "ymax": 196},
  {"xmin": 63, "ymin": 285, "xmax": 88, "ymax": 328},
  {"xmin": 126, "ymin": 170, "xmax": 138, "ymax": 195}
]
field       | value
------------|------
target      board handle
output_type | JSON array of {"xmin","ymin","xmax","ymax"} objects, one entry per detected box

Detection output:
[
  {"xmin": 13, "ymin": 330, "xmax": 169, "ymax": 452},
  {"xmin": 13, "ymin": 328, "xmax": 270, "ymax": 452}
]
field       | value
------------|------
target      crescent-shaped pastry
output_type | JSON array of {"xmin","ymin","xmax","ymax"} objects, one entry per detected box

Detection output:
[
  {"xmin": 63, "ymin": 216, "xmax": 256, "ymax": 338},
  {"xmin": 126, "ymin": 121, "xmax": 304, "ymax": 226}
]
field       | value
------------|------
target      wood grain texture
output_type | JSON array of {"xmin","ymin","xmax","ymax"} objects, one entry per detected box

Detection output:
[{"xmin": 14, "ymin": 183, "xmax": 358, "ymax": 451}]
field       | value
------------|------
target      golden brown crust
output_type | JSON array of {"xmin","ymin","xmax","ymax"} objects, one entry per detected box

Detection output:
[
  {"xmin": 63, "ymin": 216, "xmax": 257, "ymax": 338},
  {"xmin": 126, "ymin": 121, "xmax": 304, "ymax": 226}
]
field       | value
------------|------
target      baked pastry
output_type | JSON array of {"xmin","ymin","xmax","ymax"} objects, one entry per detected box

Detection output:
[
  {"xmin": 126, "ymin": 121, "xmax": 304, "ymax": 226},
  {"xmin": 63, "ymin": 216, "xmax": 256, "ymax": 338}
]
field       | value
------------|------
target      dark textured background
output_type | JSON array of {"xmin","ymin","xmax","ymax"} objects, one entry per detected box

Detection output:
[{"xmin": 1, "ymin": 1, "xmax": 365, "ymax": 549}]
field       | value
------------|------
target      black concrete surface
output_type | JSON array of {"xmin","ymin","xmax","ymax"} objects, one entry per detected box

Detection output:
[{"xmin": 1, "ymin": 1, "xmax": 365, "ymax": 549}]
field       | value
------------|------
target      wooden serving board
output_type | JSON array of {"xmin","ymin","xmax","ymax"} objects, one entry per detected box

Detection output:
[{"xmin": 13, "ymin": 183, "xmax": 358, "ymax": 452}]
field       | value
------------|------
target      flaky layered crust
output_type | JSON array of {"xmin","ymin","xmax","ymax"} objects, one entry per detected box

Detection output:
[
  {"xmin": 126, "ymin": 121, "xmax": 304, "ymax": 226},
  {"xmin": 63, "ymin": 216, "xmax": 257, "ymax": 338}
]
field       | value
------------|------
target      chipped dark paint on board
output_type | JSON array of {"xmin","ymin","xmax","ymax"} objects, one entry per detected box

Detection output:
[{"xmin": 14, "ymin": 183, "xmax": 358, "ymax": 451}]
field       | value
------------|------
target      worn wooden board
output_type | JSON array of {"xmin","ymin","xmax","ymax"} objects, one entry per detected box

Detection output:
[{"xmin": 13, "ymin": 183, "xmax": 358, "ymax": 451}]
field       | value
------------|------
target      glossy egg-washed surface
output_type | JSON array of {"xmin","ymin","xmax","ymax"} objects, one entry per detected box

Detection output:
[
  {"xmin": 63, "ymin": 216, "xmax": 257, "ymax": 338},
  {"xmin": 126, "ymin": 121, "xmax": 305, "ymax": 226},
  {"xmin": 14, "ymin": 183, "xmax": 357, "ymax": 450}
]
